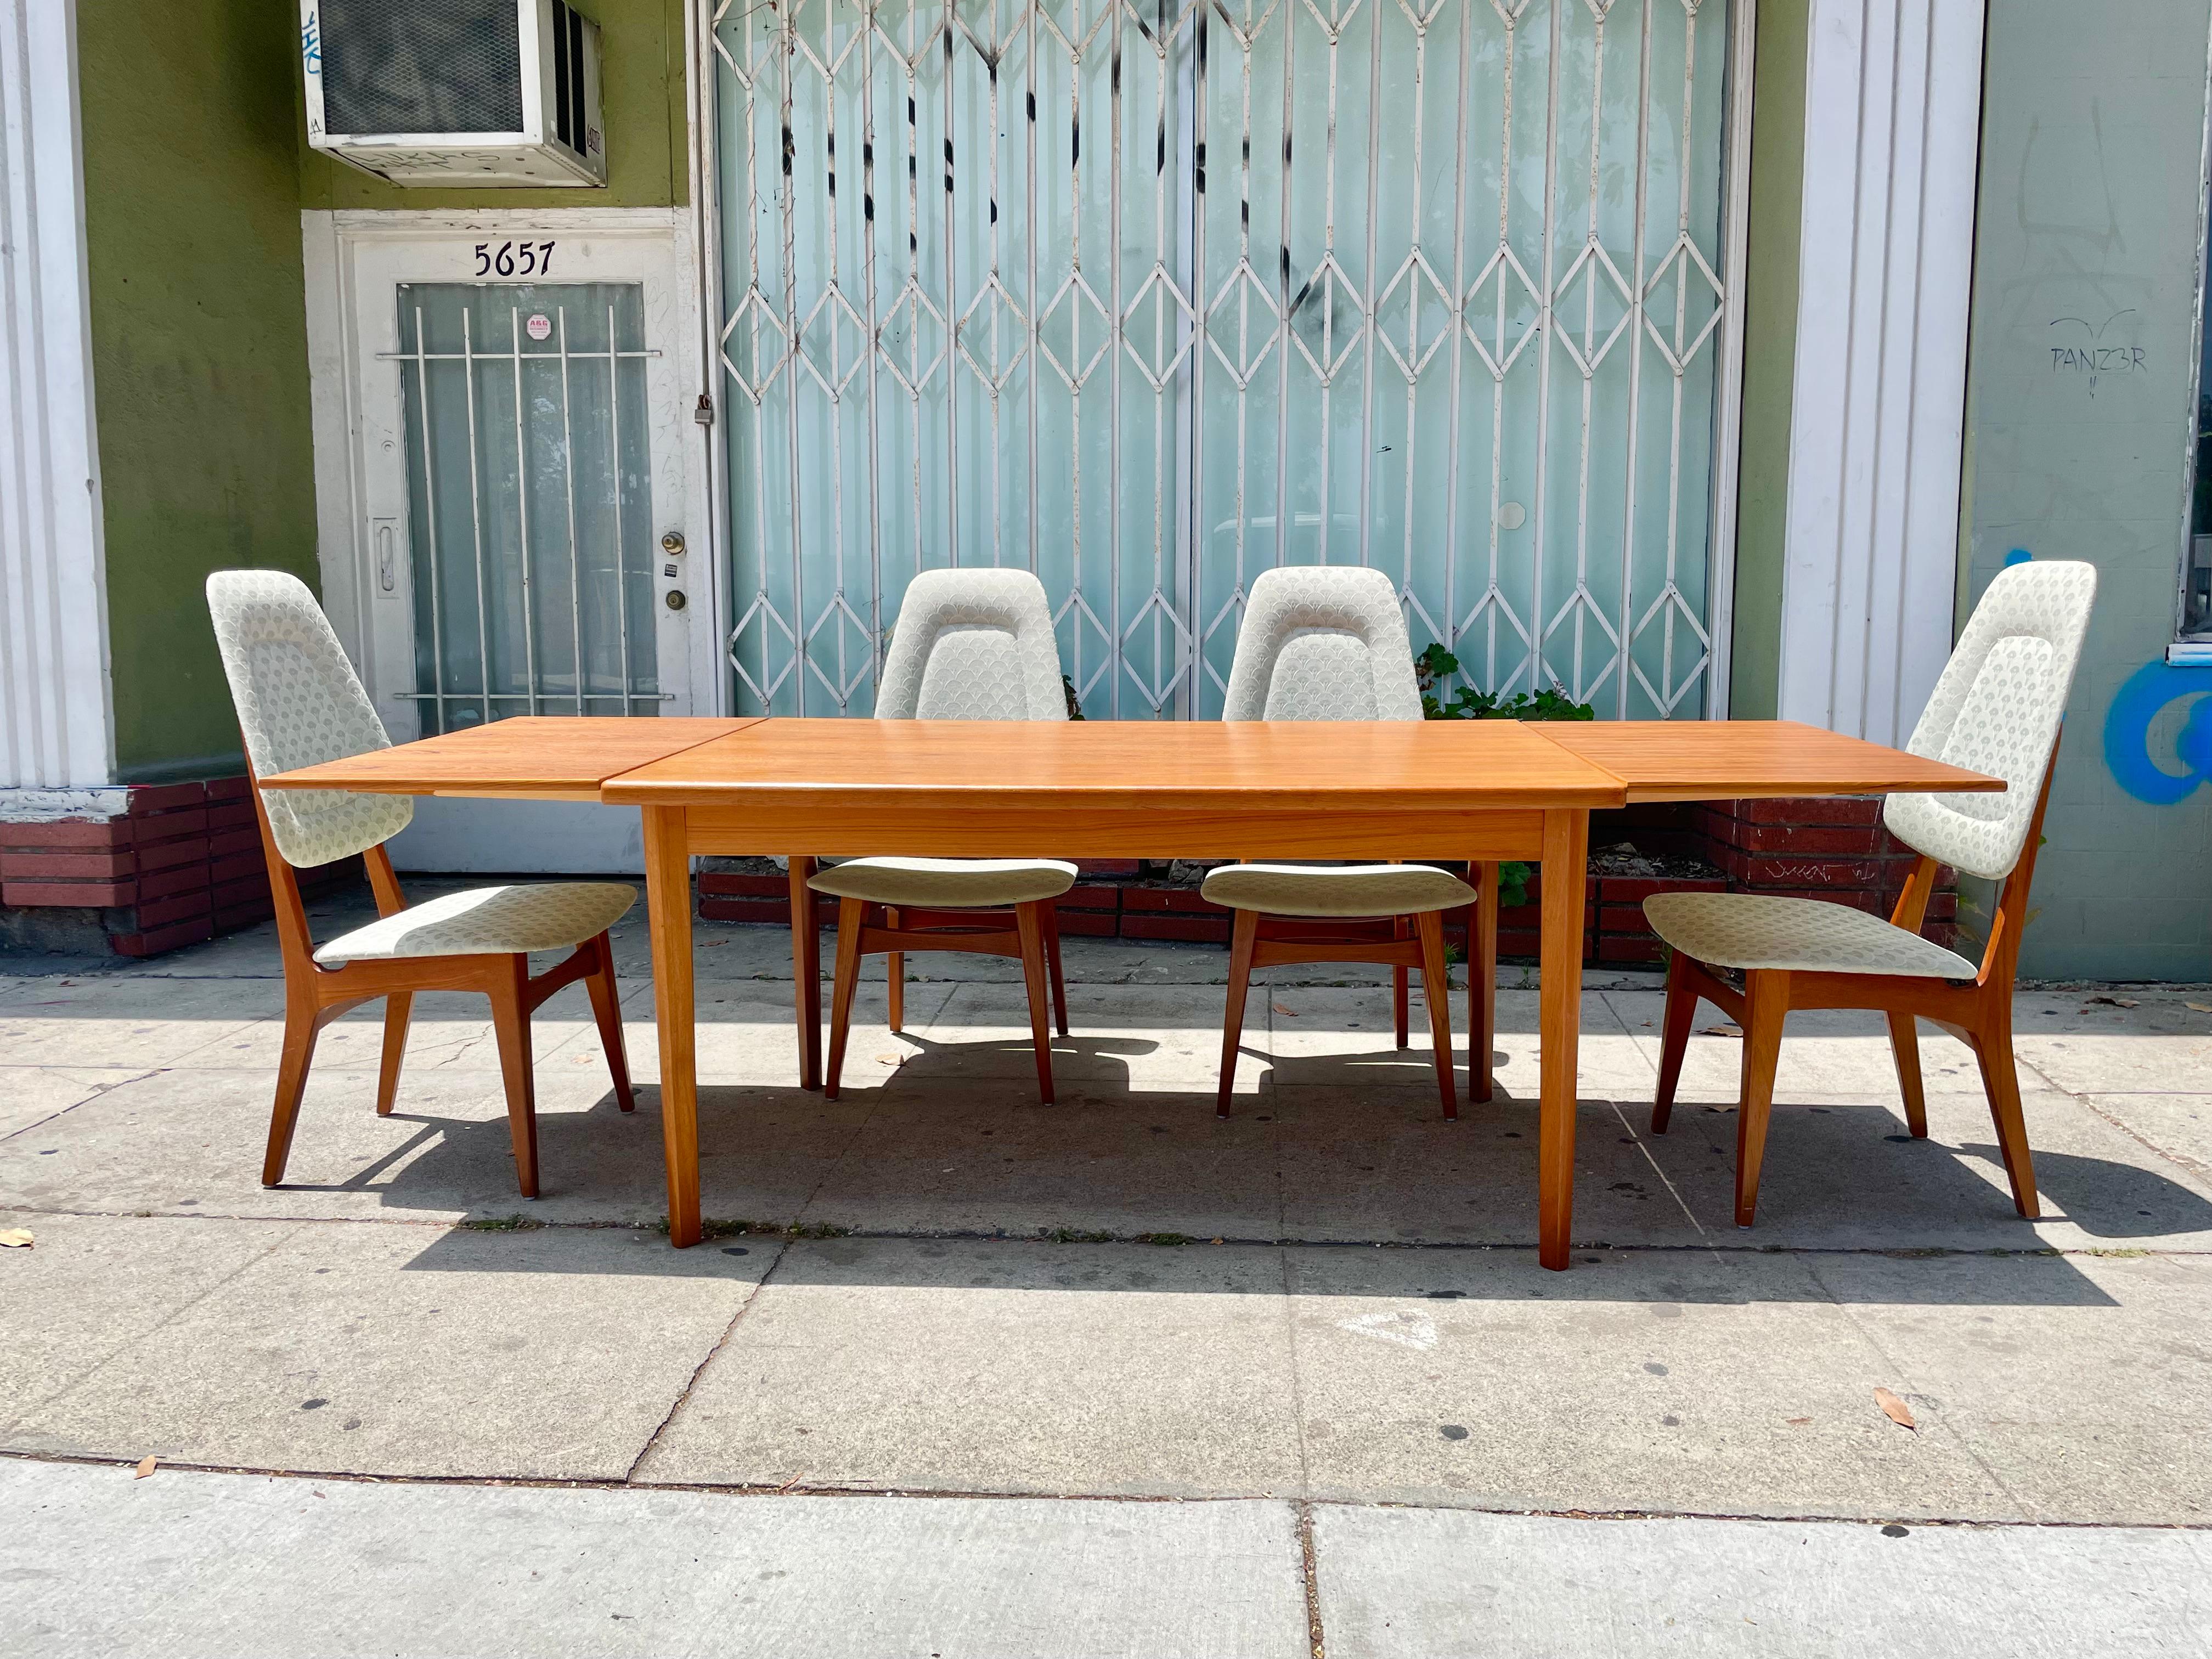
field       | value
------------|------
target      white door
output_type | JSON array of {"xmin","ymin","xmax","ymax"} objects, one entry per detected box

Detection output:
[{"xmin": 320, "ymin": 213, "xmax": 716, "ymax": 872}]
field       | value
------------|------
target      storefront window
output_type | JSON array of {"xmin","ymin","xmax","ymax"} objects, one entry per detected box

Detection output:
[{"xmin": 2190, "ymin": 196, "xmax": 2212, "ymax": 638}]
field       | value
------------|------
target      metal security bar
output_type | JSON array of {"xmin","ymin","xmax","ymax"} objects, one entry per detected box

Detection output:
[
  {"xmin": 709, "ymin": 0, "xmax": 1740, "ymax": 719},
  {"xmin": 391, "ymin": 284, "xmax": 669, "ymax": 732}
]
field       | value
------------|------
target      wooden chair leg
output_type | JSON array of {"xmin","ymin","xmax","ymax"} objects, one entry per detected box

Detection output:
[
  {"xmin": 1218, "ymin": 909, "xmax": 1259, "ymax": 1119},
  {"xmin": 262, "ymin": 997, "xmax": 324, "ymax": 1187},
  {"xmin": 1652, "ymin": 948, "xmax": 1699, "ymax": 1135},
  {"xmin": 1470, "ymin": 861, "xmax": 1497, "ymax": 1104},
  {"xmin": 583, "ymin": 932, "xmax": 635, "ymax": 1113},
  {"xmin": 1972, "ymin": 1006, "xmax": 2040, "ymax": 1220},
  {"xmin": 1414, "ymin": 911, "xmax": 1457, "ymax": 1122},
  {"xmin": 375, "ymin": 992, "xmax": 411, "ymax": 1118},
  {"xmin": 1392, "ymin": 917, "xmax": 1410, "ymax": 1050},
  {"xmin": 823, "ymin": 897, "xmax": 866, "ymax": 1102},
  {"xmin": 1733, "ymin": 969, "xmax": 1789, "ymax": 1229},
  {"xmin": 1013, "ymin": 901, "xmax": 1057, "ymax": 1105},
  {"xmin": 884, "ymin": 906, "xmax": 904, "ymax": 1034},
  {"xmin": 1044, "ymin": 901, "xmax": 1070, "ymax": 1038},
  {"xmin": 1887, "ymin": 1011, "xmax": 1927, "ymax": 1139},
  {"xmin": 487, "ymin": 956, "xmax": 541, "ymax": 1200}
]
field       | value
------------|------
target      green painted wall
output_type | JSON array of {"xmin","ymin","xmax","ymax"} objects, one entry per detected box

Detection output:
[
  {"xmin": 1725, "ymin": 0, "xmax": 1807, "ymax": 720},
  {"xmin": 296, "ymin": 0, "xmax": 689, "ymax": 211},
  {"xmin": 1960, "ymin": 0, "xmax": 2212, "ymax": 979},
  {"xmin": 79, "ymin": 0, "xmax": 320, "ymax": 783}
]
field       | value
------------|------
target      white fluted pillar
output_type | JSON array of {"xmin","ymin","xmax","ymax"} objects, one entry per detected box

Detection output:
[
  {"xmin": 1778, "ymin": 0, "xmax": 1986, "ymax": 746},
  {"xmin": 1, "ymin": 0, "xmax": 112, "ymax": 790}
]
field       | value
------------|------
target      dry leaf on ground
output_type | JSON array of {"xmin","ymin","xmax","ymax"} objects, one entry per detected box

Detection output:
[
  {"xmin": 133, "ymin": 1456, "xmax": 158, "ymax": 1479},
  {"xmin": 1701, "ymin": 1023, "xmax": 1742, "ymax": 1038},
  {"xmin": 873, "ymin": 1053, "xmax": 906, "ymax": 1066},
  {"xmin": 2085, "ymin": 995, "xmax": 2140, "ymax": 1009},
  {"xmin": 2185, "ymin": 1002, "xmax": 2212, "ymax": 1014},
  {"xmin": 1873, "ymin": 1387, "xmax": 1917, "ymax": 1430},
  {"xmin": 0, "ymin": 1229, "xmax": 32, "ymax": 1249},
  {"xmin": 1271, "ymin": 1003, "xmax": 1298, "ymax": 1017}
]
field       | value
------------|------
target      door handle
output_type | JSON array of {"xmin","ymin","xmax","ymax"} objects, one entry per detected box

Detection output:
[{"xmin": 374, "ymin": 520, "xmax": 399, "ymax": 594}]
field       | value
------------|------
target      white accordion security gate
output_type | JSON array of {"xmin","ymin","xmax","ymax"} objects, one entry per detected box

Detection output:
[{"xmin": 706, "ymin": 0, "xmax": 1748, "ymax": 719}]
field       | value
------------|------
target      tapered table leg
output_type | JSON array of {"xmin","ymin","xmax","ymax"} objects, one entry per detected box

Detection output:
[
  {"xmin": 788, "ymin": 855, "xmax": 822, "ymax": 1090},
  {"xmin": 1537, "ymin": 810, "xmax": 1588, "ymax": 1271},
  {"xmin": 1471, "ymin": 860, "xmax": 1499, "ymax": 1103},
  {"xmin": 644, "ymin": 806, "xmax": 701, "ymax": 1248}
]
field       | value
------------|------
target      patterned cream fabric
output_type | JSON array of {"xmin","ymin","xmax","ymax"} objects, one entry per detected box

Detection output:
[
  {"xmin": 314, "ymin": 882, "xmax": 636, "ymax": 964},
  {"xmin": 808, "ymin": 856, "xmax": 1077, "ymax": 907},
  {"xmin": 1882, "ymin": 560, "xmax": 2097, "ymax": 880},
  {"xmin": 1220, "ymin": 566, "xmax": 1423, "ymax": 721},
  {"xmin": 1202, "ymin": 862, "xmax": 1474, "ymax": 918},
  {"xmin": 1644, "ymin": 892, "xmax": 1977, "ymax": 979},
  {"xmin": 206, "ymin": 570, "xmax": 414, "ymax": 869},
  {"xmin": 876, "ymin": 568, "xmax": 1069, "ymax": 720}
]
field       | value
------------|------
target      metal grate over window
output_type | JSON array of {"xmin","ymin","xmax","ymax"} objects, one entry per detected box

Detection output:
[
  {"xmin": 711, "ymin": 0, "xmax": 1740, "ymax": 718},
  {"xmin": 321, "ymin": 0, "xmax": 526, "ymax": 137}
]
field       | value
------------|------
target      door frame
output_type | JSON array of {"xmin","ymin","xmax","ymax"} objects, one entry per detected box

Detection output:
[{"xmin": 302, "ymin": 205, "xmax": 724, "ymax": 737}]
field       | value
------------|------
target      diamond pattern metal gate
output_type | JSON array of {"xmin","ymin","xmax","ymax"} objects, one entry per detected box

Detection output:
[{"xmin": 709, "ymin": 0, "xmax": 1740, "ymax": 718}]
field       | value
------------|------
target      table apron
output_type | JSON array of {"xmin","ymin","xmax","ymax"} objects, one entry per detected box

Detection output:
[{"xmin": 674, "ymin": 802, "xmax": 1550, "ymax": 862}]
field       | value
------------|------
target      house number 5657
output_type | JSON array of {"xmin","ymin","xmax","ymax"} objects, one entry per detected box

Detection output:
[{"xmin": 475, "ymin": 240, "xmax": 555, "ymax": 276}]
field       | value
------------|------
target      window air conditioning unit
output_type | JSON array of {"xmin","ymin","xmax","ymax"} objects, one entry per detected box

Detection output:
[{"xmin": 301, "ymin": 1, "xmax": 606, "ymax": 187}]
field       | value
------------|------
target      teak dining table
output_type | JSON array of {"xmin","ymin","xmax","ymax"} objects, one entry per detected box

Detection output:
[{"xmin": 265, "ymin": 715, "xmax": 2001, "ymax": 1271}]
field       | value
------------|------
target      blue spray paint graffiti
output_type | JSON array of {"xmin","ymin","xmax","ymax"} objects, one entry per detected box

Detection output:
[{"xmin": 2104, "ymin": 660, "xmax": 2212, "ymax": 805}]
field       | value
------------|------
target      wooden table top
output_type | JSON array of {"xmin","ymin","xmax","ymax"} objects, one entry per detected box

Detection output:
[
  {"xmin": 261, "ymin": 716, "xmax": 761, "ymax": 800},
  {"xmin": 599, "ymin": 718, "xmax": 1630, "ymax": 811},
  {"xmin": 1530, "ymin": 720, "xmax": 2002, "ymax": 803}
]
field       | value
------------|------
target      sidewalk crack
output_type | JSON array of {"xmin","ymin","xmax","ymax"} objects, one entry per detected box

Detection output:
[{"xmin": 621, "ymin": 1235, "xmax": 793, "ymax": 1483}]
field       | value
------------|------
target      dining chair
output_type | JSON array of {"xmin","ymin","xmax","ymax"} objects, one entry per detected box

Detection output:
[
  {"xmin": 1203, "ymin": 565, "xmax": 1480, "ymax": 1121},
  {"xmin": 810, "ymin": 568, "xmax": 1075, "ymax": 1104},
  {"xmin": 1643, "ymin": 559, "xmax": 2098, "ymax": 1228},
  {"xmin": 206, "ymin": 570, "xmax": 639, "ymax": 1198}
]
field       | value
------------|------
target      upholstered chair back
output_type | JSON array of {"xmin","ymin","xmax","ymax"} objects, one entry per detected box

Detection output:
[
  {"xmin": 876, "ymin": 569, "xmax": 1069, "ymax": 720},
  {"xmin": 1882, "ymin": 560, "xmax": 2098, "ymax": 881},
  {"xmin": 1220, "ymin": 566, "xmax": 1422, "ymax": 721},
  {"xmin": 206, "ymin": 570, "xmax": 414, "ymax": 868}
]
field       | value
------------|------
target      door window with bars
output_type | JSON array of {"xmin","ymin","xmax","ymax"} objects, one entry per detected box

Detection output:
[
  {"xmin": 712, "ymin": 0, "xmax": 1736, "ymax": 718},
  {"xmin": 397, "ymin": 283, "xmax": 659, "ymax": 733}
]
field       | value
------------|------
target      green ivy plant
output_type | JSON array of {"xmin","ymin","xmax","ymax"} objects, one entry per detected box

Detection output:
[{"xmin": 1414, "ymin": 643, "xmax": 1596, "ymax": 909}]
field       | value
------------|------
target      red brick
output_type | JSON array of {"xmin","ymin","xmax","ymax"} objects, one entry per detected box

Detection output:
[
  {"xmin": 2, "ymin": 878, "xmax": 136, "ymax": 907},
  {"xmin": 1497, "ymin": 928, "xmax": 1542, "ymax": 956},
  {"xmin": 132, "ymin": 809, "xmax": 210, "ymax": 844},
  {"xmin": 1596, "ymin": 904, "xmax": 1660, "ymax": 936},
  {"xmin": 1059, "ymin": 884, "xmax": 1120, "ymax": 913},
  {"xmin": 1596, "ymin": 874, "xmax": 1725, "ymax": 905},
  {"xmin": 699, "ymin": 898, "xmax": 792, "ymax": 924},
  {"xmin": 136, "ymin": 890, "xmax": 215, "ymax": 929},
  {"xmin": 125, "ymin": 782, "xmax": 208, "ymax": 815},
  {"xmin": 1121, "ymin": 887, "xmax": 1228, "ymax": 915},
  {"xmin": 1736, "ymin": 795, "xmax": 1883, "ymax": 827},
  {"xmin": 207, "ymin": 826, "xmax": 258, "ymax": 859},
  {"xmin": 112, "ymin": 918, "xmax": 216, "ymax": 956},
  {"xmin": 137, "ymin": 862, "xmax": 213, "ymax": 900},
  {"xmin": 1056, "ymin": 910, "xmax": 1120, "ymax": 937},
  {"xmin": 134, "ymin": 837, "xmax": 211, "ymax": 874},
  {"xmin": 0, "ymin": 817, "xmax": 134, "ymax": 850},
  {"xmin": 210, "ymin": 850, "xmax": 263, "ymax": 885},
  {"xmin": 1119, "ymin": 913, "xmax": 1232, "ymax": 944},
  {"xmin": 1598, "ymin": 934, "xmax": 1666, "ymax": 963},
  {"xmin": 1925, "ymin": 891, "xmax": 1957, "ymax": 923},
  {"xmin": 1073, "ymin": 859, "xmax": 1140, "ymax": 877},
  {"xmin": 698, "ymin": 872, "xmax": 788, "ymax": 899},
  {"xmin": 204, "ymin": 776, "xmax": 251, "ymax": 802},
  {"xmin": 0, "ymin": 848, "xmax": 137, "ymax": 880},
  {"xmin": 1732, "ymin": 857, "xmax": 1891, "ymax": 890},
  {"xmin": 213, "ymin": 872, "xmax": 273, "ymax": 908},
  {"xmin": 206, "ymin": 800, "xmax": 256, "ymax": 832}
]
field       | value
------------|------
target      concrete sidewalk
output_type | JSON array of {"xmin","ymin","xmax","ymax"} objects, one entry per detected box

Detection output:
[
  {"xmin": 3, "ymin": 887, "xmax": 2211, "ymax": 1651},
  {"xmin": 6, "ymin": 1457, "xmax": 2206, "ymax": 1658}
]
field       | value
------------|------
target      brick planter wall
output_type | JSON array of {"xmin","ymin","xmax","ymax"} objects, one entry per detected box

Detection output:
[{"xmin": 0, "ymin": 778, "xmax": 360, "ymax": 958}]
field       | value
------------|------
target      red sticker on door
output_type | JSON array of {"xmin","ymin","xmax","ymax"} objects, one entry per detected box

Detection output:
[{"xmin": 524, "ymin": 313, "xmax": 552, "ymax": 341}]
